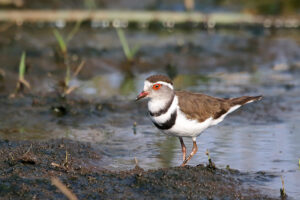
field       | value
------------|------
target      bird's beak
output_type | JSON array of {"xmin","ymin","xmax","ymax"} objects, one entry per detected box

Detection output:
[{"xmin": 136, "ymin": 91, "xmax": 149, "ymax": 101}]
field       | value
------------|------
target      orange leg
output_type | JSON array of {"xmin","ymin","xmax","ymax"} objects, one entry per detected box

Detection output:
[
  {"xmin": 179, "ymin": 137, "xmax": 186, "ymax": 161},
  {"xmin": 181, "ymin": 140, "xmax": 198, "ymax": 167}
]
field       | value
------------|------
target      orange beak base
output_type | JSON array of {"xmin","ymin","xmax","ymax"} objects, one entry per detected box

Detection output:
[{"xmin": 136, "ymin": 91, "xmax": 149, "ymax": 101}]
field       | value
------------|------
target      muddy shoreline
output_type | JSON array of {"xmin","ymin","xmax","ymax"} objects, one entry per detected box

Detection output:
[{"xmin": 0, "ymin": 138, "xmax": 280, "ymax": 199}]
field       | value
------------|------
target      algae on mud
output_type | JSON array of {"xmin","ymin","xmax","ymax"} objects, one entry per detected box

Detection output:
[{"xmin": 0, "ymin": 138, "xmax": 278, "ymax": 199}]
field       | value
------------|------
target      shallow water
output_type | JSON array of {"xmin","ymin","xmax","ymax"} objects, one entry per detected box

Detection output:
[{"xmin": 0, "ymin": 26, "xmax": 299, "ymax": 198}]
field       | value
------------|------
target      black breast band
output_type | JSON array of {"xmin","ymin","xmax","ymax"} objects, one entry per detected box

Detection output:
[{"xmin": 152, "ymin": 110, "xmax": 177, "ymax": 130}]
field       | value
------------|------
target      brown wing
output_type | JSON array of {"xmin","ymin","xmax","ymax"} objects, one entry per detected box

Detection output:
[{"xmin": 176, "ymin": 91, "xmax": 231, "ymax": 122}]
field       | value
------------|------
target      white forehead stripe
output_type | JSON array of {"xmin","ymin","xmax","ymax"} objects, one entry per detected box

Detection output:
[
  {"xmin": 155, "ymin": 81, "xmax": 174, "ymax": 90},
  {"xmin": 144, "ymin": 80, "xmax": 173, "ymax": 90}
]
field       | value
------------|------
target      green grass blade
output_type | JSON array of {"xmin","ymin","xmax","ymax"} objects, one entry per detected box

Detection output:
[
  {"xmin": 131, "ymin": 44, "xmax": 140, "ymax": 58},
  {"xmin": 53, "ymin": 29, "xmax": 67, "ymax": 54},
  {"xmin": 65, "ymin": 65, "xmax": 71, "ymax": 87},
  {"xmin": 19, "ymin": 51, "xmax": 26, "ymax": 80},
  {"xmin": 116, "ymin": 28, "xmax": 132, "ymax": 60},
  {"xmin": 66, "ymin": 20, "xmax": 82, "ymax": 43}
]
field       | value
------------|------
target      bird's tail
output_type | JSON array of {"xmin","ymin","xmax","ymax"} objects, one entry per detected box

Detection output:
[{"xmin": 229, "ymin": 95, "xmax": 262, "ymax": 106}]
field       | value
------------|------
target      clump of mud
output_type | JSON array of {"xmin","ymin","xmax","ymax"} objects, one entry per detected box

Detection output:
[{"xmin": 0, "ymin": 139, "xmax": 278, "ymax": 199}]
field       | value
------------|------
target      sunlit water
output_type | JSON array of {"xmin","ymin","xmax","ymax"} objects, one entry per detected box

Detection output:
[{"xmin": 0, "ymin": 27, "xmax": 300, "ymax": 198}]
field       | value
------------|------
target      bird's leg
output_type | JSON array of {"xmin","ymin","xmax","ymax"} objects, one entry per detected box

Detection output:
[
  {"xmin": 181, "ymin": 138, "xmax": 198, "ymax": 167},
  {"xmin": 179, "ymin": 137, "xmax": 186, "ymax": 161}
]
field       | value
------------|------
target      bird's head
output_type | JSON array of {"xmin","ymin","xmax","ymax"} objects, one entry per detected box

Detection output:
[{"xmin": 136, "ymin": 75, "xmax": 174, "ymax": 101}]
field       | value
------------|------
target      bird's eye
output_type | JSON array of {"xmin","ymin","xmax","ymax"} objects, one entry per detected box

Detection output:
[{"xmin": 152, "ymin": 84, "xmax": 162, "ymax": 90}]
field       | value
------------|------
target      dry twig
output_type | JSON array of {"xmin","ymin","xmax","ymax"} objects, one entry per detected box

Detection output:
[{"xmin": 51, "ymin": 177, "xmax": 78, "ymax": 200}]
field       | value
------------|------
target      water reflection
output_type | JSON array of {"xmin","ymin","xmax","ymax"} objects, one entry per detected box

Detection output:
[
  {"xmin": 156, "ymin": 136, "xmax": 177, "ymax": 168},
  {"xmin": 120, "ymin": 72, "xmax": 136, "ymax": 95}
]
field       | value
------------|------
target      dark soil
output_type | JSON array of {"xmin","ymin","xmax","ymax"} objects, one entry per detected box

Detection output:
[{"xmin": 0, "ymin": 138, "xmax": 279, "ymax": 200}]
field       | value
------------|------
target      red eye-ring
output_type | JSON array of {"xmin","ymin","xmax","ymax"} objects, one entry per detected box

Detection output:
[{"xmin": 152, "ymin": 84, "xmax": 162, "ymax": 90}]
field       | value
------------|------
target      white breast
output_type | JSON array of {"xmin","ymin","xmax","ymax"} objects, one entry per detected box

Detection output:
[
  {"xmin": 149, "ymin": 96, "xmax": 178, "ymax": 124},
  {"xmin": 164, "ymin": 108, "xmax": 213, "ymax": 138}
]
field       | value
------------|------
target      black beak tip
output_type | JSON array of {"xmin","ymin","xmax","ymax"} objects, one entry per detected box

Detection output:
[{"xmin": 135, "ymin": 96, "xmax": 140, "ymax": 102}]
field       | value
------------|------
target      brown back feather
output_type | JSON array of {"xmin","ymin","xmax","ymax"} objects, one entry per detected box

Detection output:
[
  {"xmin": 176, "ymin": 92, "xmax": 262, "ymax": 122},
  {"xmin": 176, "ymin": 91, "xmax": 231, "ymax": 122}
]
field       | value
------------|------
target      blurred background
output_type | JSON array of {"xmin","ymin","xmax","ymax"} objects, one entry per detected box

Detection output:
[
  {"xmin": 1, "ymin": 0, "xmax": 300, "ymax": 15},
  {"xmin": 0, "ymin": 0, "xmax": 299, "ymax": 198}
]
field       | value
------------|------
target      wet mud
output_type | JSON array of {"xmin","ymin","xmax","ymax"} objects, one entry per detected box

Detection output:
[{"xmin": 0, "ymin": 138, "xmax": 279, "ymax": 200}]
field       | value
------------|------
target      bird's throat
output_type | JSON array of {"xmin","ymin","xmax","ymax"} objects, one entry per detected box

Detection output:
[{"xmin": 148, "ymin": 93, "xmax": 175, "ymax": 117}]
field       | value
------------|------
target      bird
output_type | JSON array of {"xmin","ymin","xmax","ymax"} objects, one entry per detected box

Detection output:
[{"xmin": 136, "ymin": 74, "xmax": 262, "ymax": 166}]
